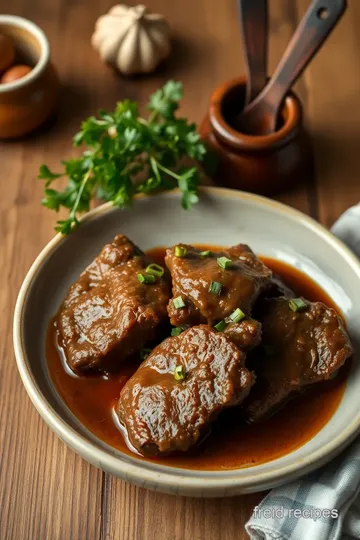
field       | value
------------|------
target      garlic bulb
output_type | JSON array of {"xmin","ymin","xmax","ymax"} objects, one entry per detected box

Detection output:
[{"xmin": 92, "ymin": 4, "xmax": 171, "ymax": 75}]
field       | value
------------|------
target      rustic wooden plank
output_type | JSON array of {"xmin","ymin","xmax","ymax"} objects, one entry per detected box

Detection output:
[
  {"xmin": 3, "ymin": 0, "xmax": 345, "ymax": 539},
  {"xmin": 296, "ymin": 0, "xmax": 360, "ymax": 228},
  {"xmin": 103, "ymin": 3, "xmax": 309, "ymax": 540},
  {"xmin": 103, "ymin": 479, "xmax": 262, "ymax": 540},
  {"xmin": 0, "ymin": 0, "xmax": 113, "ymax": 538},
  {"xmin": 0, "ymin": 132, "xmax": 104, "ymax": 540}
]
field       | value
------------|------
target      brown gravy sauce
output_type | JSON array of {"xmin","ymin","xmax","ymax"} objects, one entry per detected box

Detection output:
[{"xmin": 46, "ymin": 246, "xmax": 350, "ymax": 471}]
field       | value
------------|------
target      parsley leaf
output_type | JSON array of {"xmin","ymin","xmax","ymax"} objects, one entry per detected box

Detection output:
[
  {"xmin": 148, "ymin": 80, "xmax": 183, "ymax": 120},
  {"xmin": 39, "ymin": 81, "xmax": 215, "ymax": 234},
  {"xmin": 38, "ymin": 165, "xmax": 63, "ymax": 187}
]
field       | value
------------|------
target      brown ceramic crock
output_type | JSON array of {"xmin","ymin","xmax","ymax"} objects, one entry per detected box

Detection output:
[
  {"xmin": 199, "ymin": 76, "xmax": 314, "ymax": 194},
  {"xmin": 0, "ymin": 16, "xmax": 58, "ymax": 139}
]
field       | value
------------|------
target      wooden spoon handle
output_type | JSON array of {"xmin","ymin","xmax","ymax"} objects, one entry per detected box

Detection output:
[
  {"xmin": 259, "ymin": 0, "xmax": 346, "ymax": 110},
  {"xmin": 237, "ymin": 0, "xmax": 268, "ymax": 105}
]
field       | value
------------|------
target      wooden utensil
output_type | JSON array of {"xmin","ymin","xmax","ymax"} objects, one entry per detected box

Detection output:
[
  {"xmin": 237, "ymin": 0, "xmax": 268, "ymax": 106},
  {"xmin": 236, "ymin": 0, "xmax": 347, "ymax": 135},
  {"xmin": 199, "ymin": 76, "xmax": 313, "ymax": 195}
]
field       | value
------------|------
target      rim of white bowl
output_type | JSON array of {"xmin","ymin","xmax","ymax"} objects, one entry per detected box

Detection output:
[
  {"xmin": 0, "ymin": 15, "xmax": 50, "ymax": 92},
  {"xmin": 13, "ymin": 187, "xmax": 360, "ymax": 494}
]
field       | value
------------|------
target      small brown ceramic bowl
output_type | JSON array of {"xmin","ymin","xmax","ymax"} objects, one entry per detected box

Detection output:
[
  {"xmin": 0, "ymin": 15, "xmax": 58, "ymax": 139},
  {"xmin": 199, "ymin": 76, "xmax": 314, "ymax": 194}
]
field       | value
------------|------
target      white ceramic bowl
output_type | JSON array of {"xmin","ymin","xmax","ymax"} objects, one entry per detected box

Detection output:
[{"xmin": 13, "ymin": 187, "xmax": 360, "ymax": 497}]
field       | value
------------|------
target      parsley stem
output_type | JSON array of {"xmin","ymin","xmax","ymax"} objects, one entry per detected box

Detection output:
[
  {"xmin": 69, "ymin": 168, "xmax": 93, "ymax": 220},
  {"xmin": 156, "ymin": 162, "xmax": 182, "ymax": 181},
  {"xmin": 149, "ymin": 156, "xmax": 161, "ymax": 183},
  {"xmin": 148, "ymin": 110, "xmax": 159, "ymax": 124}
]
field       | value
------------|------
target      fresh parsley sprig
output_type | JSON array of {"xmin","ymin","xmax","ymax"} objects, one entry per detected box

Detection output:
[{"xmin": 39, "ymin": 81, "xmax": 212, "ymax": 234}]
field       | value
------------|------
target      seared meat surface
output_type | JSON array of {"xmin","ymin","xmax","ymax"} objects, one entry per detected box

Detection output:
[
  {"xmin": 165, "ymin": 244, "xmax": 272, "ymax": 326},
  {"xmin": 117, "ymin": 325, "xmax": 254, "ymax": 455},
  {"xmin": 224, "ymin": 318, "xmax": 262, "ymax": 352},
  {"xmin": 54, "ymin": 233, "xmax": 356, "ymax": 463},
  {"xmin": 57, "ymin": 235, "xmax": 170, "ymax": 373},
  {"xmin": 244, "ymin": 297, "xmax": 353, "ymax": 421}
]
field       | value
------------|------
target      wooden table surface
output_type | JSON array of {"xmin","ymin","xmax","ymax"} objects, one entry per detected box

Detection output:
[{"xmin": 1, "ymin": 1, "xmax": 360, "ymax": 539}]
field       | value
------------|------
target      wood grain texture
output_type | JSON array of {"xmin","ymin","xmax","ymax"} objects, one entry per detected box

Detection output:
[
  {"xmin": 0, "ymin": 1, "xmax": 359, "ymax": 539},
  {"xmin": 296, "ymin": 0, "xmax": 360, "ymax": 228}
]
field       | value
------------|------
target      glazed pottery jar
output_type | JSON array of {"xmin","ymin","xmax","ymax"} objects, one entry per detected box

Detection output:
[
  {"xmin": 0, "ymin": 15, "xmax": 58, "ymax": 138},
  {"xmin": 199, "ymin": 76, "xmax": 314, "ymax": 194}
]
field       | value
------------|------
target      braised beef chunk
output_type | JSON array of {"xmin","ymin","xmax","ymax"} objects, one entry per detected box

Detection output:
[
  {"xmin": 264, "ymin": 274, "xmax": 294, "ymax": 299},
  {"xmin": 224, "ymin": 318, "xmax": 262, "ymax": 352},
  {"xmin": 117, "ymin": 325, "xmax": 254, "ymax": 455},
  {"xmin": 165, "ymin": 243, "xmax": 272, "ymax": 326},
  {"xmin": 57, "ymin": 235, "xmax": 171, "ymax": 373},
  {"xmin": 244, "ymin": 297, "xmax": 353, "ymax": 421}
]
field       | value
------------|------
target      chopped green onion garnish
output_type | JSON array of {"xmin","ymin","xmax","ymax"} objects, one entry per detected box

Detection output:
[
  {"xmin": 140, "ymin": 348, "xmax": 152, "ymax": 360},
  {"xmin": 173, "ymin": 296, "xmax": 186, "ymax": 309},
  {"xmin": 214, "ymin": 320, "xmax": 227, "ymax": 332},
  {"xmin": 208, "ymin": 280, "xmax": 223, "ymax": 295},
  {"xmin": 171, "ymin": 326, "xmax": 188, "ymax": 337},
  {"xmin": 217, "ymin": 256, "xmax": 233, "ymax": 269},
  {"xmin": 137, "ymin": 273, "xmax": 156, "ymax": 284},
  {"xmin": 175, "ymin": 246, "xmax": 187, "ymax": 258},
  {"xmin": 174, "ymin": 365, "xmax": 186, "ymax": 381},
  {"xmin": 289, "ymin": 298, "xmax": 307, "ymax": 312},
  {"xmin": 229, "ymin": 308, "xmax": 246, "ymax": 323},
  {"xmin": 146, "ymin": 263, "xmax": 164, "ymax": 278},
  {"xmin": 200, "ymin": 250, "xmax": 212, "ymax": 257}
]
